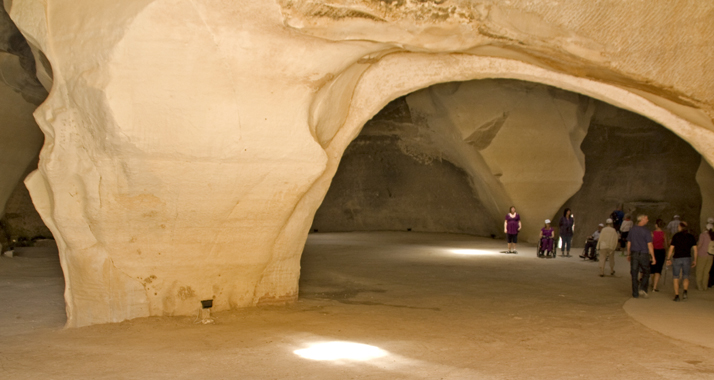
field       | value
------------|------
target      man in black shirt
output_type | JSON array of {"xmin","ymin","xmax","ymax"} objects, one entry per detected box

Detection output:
[{"xmin": 667, "ymin": 221, "xmax": 697, "ymax": 301}]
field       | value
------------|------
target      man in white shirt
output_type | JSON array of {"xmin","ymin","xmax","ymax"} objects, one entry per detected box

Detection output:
[
  {"xmin": 598, "ymin": 219, "xmax": 619, "ymax": 276},
  {"xmin": 581, "ymin": 224, "xmax": 603, "ymax": 260},
  {"xmin": 666, "ymin": 215, "xmax": 681, "ymax": 237}
]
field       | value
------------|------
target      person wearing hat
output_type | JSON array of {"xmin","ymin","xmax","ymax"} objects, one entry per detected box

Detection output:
[
  {"xmin": 695, "ymin": 219, "xmax": 714, "ymax": 291},
  {"xmin": 666, "ymin": 215, "xmax": 681, "ymax": 238},
  {"xmin": 538, "ymin": 219, "xmax": 555, "ymax": 257},
  {"xmin": 597, "ymin": 218, "xmax": 619, "ymax": 276},
  {"xmin": 580, "ymin": 223, "xmax": 603, "ymax": 260}
]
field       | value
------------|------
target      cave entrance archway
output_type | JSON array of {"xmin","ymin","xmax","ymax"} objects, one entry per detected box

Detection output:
[
  {"xmin": 310, "ymin": 77, "xmax": 704, "ymax": 246},
  {"xmin": 294, "ymin": 54, "xmax": 714, "ymax": 253}
]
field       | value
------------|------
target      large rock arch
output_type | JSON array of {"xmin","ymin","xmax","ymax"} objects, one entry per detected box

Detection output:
[
  {"xmin": 5, "ymin": 0, "xmax": 713, "ymax": 326},
  {"xmin": 303, "ymin": 53, "xmax": 714, "ymax": 243}
]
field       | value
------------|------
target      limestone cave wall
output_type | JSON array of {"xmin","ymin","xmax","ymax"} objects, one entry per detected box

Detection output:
[
  {"xmin": 560, "ymin": 101, "xmax": 702, "ymax": 246},
  {"xmin": 0, "ymin": 7, "xmax": 46, "ymax": 222},
  {"xmin": 314, "ymin": 79, "xmax": 595, "ymax": 241},
  {"xmin": 312, "ymin": 98, "xmax": 498, "ymax": 236},
  {"xmin": 315, "ymin": 83, "xmax": 703, "ymax": 246}
]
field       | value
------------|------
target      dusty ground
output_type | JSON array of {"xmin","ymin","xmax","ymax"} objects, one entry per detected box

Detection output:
[{"xmin": 1, "ymin": 232, "xmax": 713, "ymax": 379}]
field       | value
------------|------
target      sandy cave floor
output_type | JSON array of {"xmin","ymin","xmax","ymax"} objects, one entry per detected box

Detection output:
[{"xmin": 1, "ymin": 232, "xmax": 714, "ymax": 380}]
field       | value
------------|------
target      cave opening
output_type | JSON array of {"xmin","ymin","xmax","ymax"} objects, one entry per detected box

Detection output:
[
  {"xmin": 310, "ymin": 79, "xmax": 704, "ymax": 246},
  {"xmin": 298, "ymin": 79, "xmax": 709, "ymax": 336}
]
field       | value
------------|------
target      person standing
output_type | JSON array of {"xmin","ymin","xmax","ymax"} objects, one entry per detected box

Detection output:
[
  {"xmin": 627, "ymin": 214, "xmax": 655, "ymax": 298},
  {"xmin": 667, "ymin": 221, "xmax": 697, "ymax": 301},
  {"xmin": 504, "ymin": 206, "xmax": 521, "ymax": 254},
  {"xmin": 597, "ymin": 219, "xmax": 619, "ymax": 277},
  {"xmin": 610, "ymin": 205, "xmax": 624, "ymax": 232},
  {"xmin": 559, "ymin": 208, "xmax": 574, "ymax": 257},
  {"xmin": 694, "ymin": 221, "xmax": 714, "ymax": 291},
  {"xmin": 666, "ymin": 215, "xmax": 681, "ymax": 237},
  {"xmin": 649, "ymin": 219, "xmax": 667, "ymax": 292},
  {"xmin": 619, "ymin": 215, "xmax": 633, "ymax": 253}
]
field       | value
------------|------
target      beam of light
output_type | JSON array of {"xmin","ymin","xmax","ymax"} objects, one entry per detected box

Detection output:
[
  {"xmin": 448, "ymin": 248, "xmax": 495, "ymax": 255},
  {"xmin": 293, "ymin": 341, "xmax": 388, "ymax": 361}
]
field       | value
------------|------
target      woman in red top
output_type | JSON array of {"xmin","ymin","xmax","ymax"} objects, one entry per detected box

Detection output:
[{"xmin": 650, "ymin": 219, "xmax": 667, "ymax": 292}]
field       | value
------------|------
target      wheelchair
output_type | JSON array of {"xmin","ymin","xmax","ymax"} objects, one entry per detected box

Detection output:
[
  {"xmin": 580, "ymin": 237, "xmax": 599, "ymax": 261},
  {"xmin": 537, "ymin": 236, "xmax": 556, "ymax": 259}
]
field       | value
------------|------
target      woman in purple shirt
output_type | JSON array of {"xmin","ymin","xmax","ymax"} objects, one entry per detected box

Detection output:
[
  {"xmin": 559, "ymin": 208, "xmax": 574, "ymax": 257},
  {"xmin": 504, "ymin": 206, "xmax": 522, "ymax": 253}
]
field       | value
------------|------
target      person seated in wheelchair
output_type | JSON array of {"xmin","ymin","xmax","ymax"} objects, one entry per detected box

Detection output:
[
  {"xmin": 538, "ymin": 219, "xmax": 555, "ymax": 257},
  {"xmin": 581, "ymin": 223, "xmax": 604, "ymax": 260}
]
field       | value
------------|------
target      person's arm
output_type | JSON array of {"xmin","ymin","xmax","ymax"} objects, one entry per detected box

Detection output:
[
  {"xmin": 626, "ymin": 241, "xmax": 632, "ymax": 262},
  {"xmin": 691, "ymin": 245, "xmax": 697, "ymax": 267},
  {"xmin": 666, "ymin": 245, "xmax": 674, "ymax": 265},
  {"xmin": 504, "ymin": 220, "xmax": 508, "ymax": 234},
  {"xmin": 696, "ymin": 234, "xmax": 706, "ymax": 254},
  {"xmin": 538, "ymin": 230, "xmax": 543, "ymax": 239},
  {"xmin": 518, "ymin": 220, "xmax": 522, "ymax": 232},
  {"xmin": 648, "ymin": 242, "xmax": 655, "ymax": 264}
]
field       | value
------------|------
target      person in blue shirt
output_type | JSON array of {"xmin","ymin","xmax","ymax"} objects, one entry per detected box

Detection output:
[{"xmin": 627, "ymin": 214, "xmax": 655, "ymax": 298}]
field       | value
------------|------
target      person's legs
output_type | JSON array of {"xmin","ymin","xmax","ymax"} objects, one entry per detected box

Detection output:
[
  {"xmin": 599, "ymin": 248, "xmax": 613, "ymax": 275},
  {"xmin": 651, "ymin": 273, "xmax": 661, "ymax": 291},
  {"xmin": 682, "ymin": 258, "xmax": 691, "ymax": 298},
  {"xmin": 695, "ymin": 257, "xmax": 705, "ymax": 290},
  {"xmin": 630, "ymin": 253, "xmax": 640, "ymax": 297},
  {"xmin": 609, "ymin": 251, "xmax": 615, "ymax": 273},
  {"xmin": 563, "ymin": 236, "xmax": 572, "ymax": 256},
  {"xmin": 599, "ymin": 249, "xmax": 607, "ymax": 275},
  {"xmin": 672, "ymin": 258, "xmax": 683, "ymax": 298},
  {"xmin": 695, "ymin": 255, "xmax": 713, "ymax": 290},
  {"xmin": 704, "ymin": 256, "xmax": 714, "ymax": 290},
  {"xmin": 638, "ymin": 253, "xmax": 650, "ymax": 293},
  {"xmin": 709, "ymin": 257, "xmax": 714, "ymax": 288}
]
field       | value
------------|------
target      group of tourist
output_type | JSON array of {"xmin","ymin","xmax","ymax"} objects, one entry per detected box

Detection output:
[
  {"xmin": 626, "ymin": 214, "xmax": 714, "ymax": 301},
  {"xmin": 503, "ymin": 207, "xmax": 714, "ymax": 301},
  {"xmin": 503, "ymin": 207, "xmax": 574, "ymax": 256}
]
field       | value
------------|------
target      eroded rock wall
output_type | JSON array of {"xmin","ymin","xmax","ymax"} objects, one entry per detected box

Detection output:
[
  {"xmin": 312, "ymin": 97, "xmax": 499, "ymax": 236},
  {"xmin": 560, "ymin": 101, "xmax": 702, "ymax": 246},
  {"xmin": 0, "ymin": 6, "xmax": 46, "ymax": 221},
  {"xmin": 314, "ymin": 79, "xmax": 595, "ymax": 242},
  {"xmin": 407, "ymin": 80, "xmax": 594, "ymax": 241},
  {"xmin": 697, "ymin": 160, "xmax": 714, "ymax": 229}
]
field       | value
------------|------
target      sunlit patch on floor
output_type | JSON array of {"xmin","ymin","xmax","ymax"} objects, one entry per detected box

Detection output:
[
  {"xmin": 448, "ymin": 248, "xmax": 495, "ymax": 255},
  {"xmin": 293, "ymin": 341, "xmax": 388, "ymax": 361}
]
